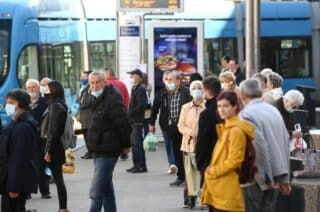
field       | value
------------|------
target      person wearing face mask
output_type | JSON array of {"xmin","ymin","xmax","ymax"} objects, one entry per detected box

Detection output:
[
  {"xmin": 1, "ymin": 89, "xmax": 39, "ymax": 212},
  {"xmin": 40, "ymin": 80, "xmax": 69, "ymax": 212},
  {"xmin": 177, "ymin": 80, "xmax": 205, "ymax": 208},
  {"xmin": 149, "ymin": 71, "xmax": 177, "ymax": 175},
  {"xmin": 126, "ymin": 68, "xmax": 148, "ymax": 173},
  {"xmin": 86, "ymin": 71, "xmax": 131, "ymax": 212},
  {"xmin": 166, "ymin": 71, "xmax": 192, "ymax": 187},
  {"xmin": 39, "ymin": 77, "xmax": 52, "ymax": 97},
  {"xmin": 78, "ymin": 70, "xmax": 93, "ymax": 160},
  {"xmin": 271, "ymin": 90, "xmax": 305, "ymax": 212},
  {"xmin": 219, "ymin": 71, "xmax": 243, "ymax": 109},
  {"xmin": 25, "ymin": 79, "xmax": 51, "ymax": 199}
]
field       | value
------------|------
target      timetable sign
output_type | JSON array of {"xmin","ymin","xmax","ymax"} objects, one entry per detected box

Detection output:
[{"xmin": 117, "ymin": 0, "xmax": 183, "ymax": 12}]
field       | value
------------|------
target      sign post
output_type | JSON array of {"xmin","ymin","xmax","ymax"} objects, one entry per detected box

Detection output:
[{"xmin": 118, "ymin": 15, "xmax": 141, "ymax": 89}]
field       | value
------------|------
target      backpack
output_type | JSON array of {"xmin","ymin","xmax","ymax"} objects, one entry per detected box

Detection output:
[
  {"xmin": 225, "ymin": 127, "xmax": 256, "ymax": 184},
  {"xmin": 61, "ymin": 113, "xmax": 77, "ymax": 150}
]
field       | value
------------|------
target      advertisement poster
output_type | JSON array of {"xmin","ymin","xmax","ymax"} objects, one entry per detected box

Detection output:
[
  {"xmin": 118, "ymin": 15, "xmax": 141, "ymax": 89},
  {"xmin": 149, "ymin": 22, "xmax": 203, "ymax": 95},
  {"xmin": 117, "ymin": 0, "xmax": 182, "ymax": 12}
]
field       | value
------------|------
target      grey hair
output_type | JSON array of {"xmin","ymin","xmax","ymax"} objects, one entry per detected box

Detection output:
[
  {"xmin": 284, "ymin": 90, "xmax": 304, "ymax": 106},
  {"xmin": 26, "ymin": 79, "xmax": 39, "ymax": 87},
  {"xmin": 170, "ymin": 70, "xmax": 182, "ymax": 81},
  {"xmin": 40, "ymin": 77, "xmax": 52, "ymax": 84},
  {"xmin": 89, "ymin": 71, "xmax": 105, "ymax": 81},
  {"xmin": 267, "ymin": 72, "xmax": 283, "ymax": 88},
  {"xmin": 239, "ymin": 79, "xmax": 262, "ymax": 99},
  {"xmin": 260, "ymin": 68, "xmax": 273, "ymax": 77},
  {"xmin": 189, "ymin": 80, "xmax": 203, "ymax": 93}
]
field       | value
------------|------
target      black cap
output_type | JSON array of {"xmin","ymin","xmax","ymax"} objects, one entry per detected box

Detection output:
[
  {"xmin": 83, "ymin": 70, "xmax": 92, "ymax": 74},
  {"xmin": 127, "ymin": 68, "xmax": 143, "ymax": 78}
]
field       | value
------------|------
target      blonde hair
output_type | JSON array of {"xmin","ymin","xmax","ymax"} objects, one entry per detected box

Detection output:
[{"xmin": 219, "ymin": 71, "xmax": 236, "ymax": 83}]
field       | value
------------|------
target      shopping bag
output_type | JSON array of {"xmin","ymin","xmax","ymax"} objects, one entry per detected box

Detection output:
[
  {"xmin": 62, "ymin": 148, "xmax": 75, "ymax": 174},
  {"xmin": 143, "ymin": 133, "xmax": 158, "ymax": 152},
  {"xmin": 184, "ymin": 153, "xmax": 201, "ymax": 196}
]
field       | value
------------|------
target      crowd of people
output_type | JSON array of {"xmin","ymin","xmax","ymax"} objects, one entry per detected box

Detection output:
[{"xmin": 0, "ymin": 55, "xmax": 307, "ymax": 212}]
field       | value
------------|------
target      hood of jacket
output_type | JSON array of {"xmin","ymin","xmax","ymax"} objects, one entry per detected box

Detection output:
[{"xmin": 218, "ymin": 115, "xmax": 255, "ymax": 141}]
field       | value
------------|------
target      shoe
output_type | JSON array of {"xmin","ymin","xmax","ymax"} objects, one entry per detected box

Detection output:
[
  {"xmin": 126, "ymin": 166, "xmax": 137, "ymax": 172},
  {"xmin": 168, "ymin": 164, "xmax": 178, "ymax": 175},
  {"xmin": 181, "ymin": 204, "xmax": 190, "ymax": 209},
  {"xmin": 131, "ymin": 167, "xmax": 148, "ymax": 173},
  {"xmin": 169, "ymin": 179, "xmax": 184, "ymax": 187},
  {"xmin": 189, "ymin": 196, "xmax": 196, "ymax": 209},
  {"xmin": 81, "ymin": 152, "xmax": 89, "ymax": 159},
  {"xmin": 120, "ymin": 152, "xmax": 128, "ymax": 161},
  {"xmin": 81, "ymin": 153, "xmax": 93, "ymax": 159},
  {"xmin": 26, "ymin": 210, "xmax": 37, "ymax": 212},
  {"xmin": 41, "ymin": 194, "xmax": 52, "ymax": 199}
]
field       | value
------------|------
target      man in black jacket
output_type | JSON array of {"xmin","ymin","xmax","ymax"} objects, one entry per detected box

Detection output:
[
  {"xmin": 126, "ymin": 68, "xmax": 148, "ymax": 173},
  {"xmin": 149, "ymin": 71, "xmax": 177, "ymax": 174},
  {"xmin": 166, "ymin": 71, "xmax": 192, "ymax": 187},
  {"xmin": 26, "ymin": 79, "xmax": 51, "ymax": 199},
  {"xmin": 1, "ymin": 89, "xmax": 39, "ymax": 212},
  {"xmin": 87, "ymin": 71, "xmax": 131, "ymax": 212},
  {"xmin": 195, "ymin": 76, "xmax": 221, "ymax": 186}
]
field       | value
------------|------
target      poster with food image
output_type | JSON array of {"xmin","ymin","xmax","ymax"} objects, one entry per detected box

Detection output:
[{"xmin": 149, "ymin": 22, "xmax": 203, "ymax": 95}]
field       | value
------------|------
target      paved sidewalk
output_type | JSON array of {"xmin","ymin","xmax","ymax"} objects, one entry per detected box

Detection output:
[{"xmin": 26, "ymin": 140, "xmax": 206, "ymax": 212}]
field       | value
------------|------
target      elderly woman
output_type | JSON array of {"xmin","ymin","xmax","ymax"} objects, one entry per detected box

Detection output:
[
  {"xmin": 201, "ymin": 91, "xmax": 255, "ymax": 212},
  {"xmin": 178, "ymin": 80, "xmax": 206, "ymax": 208},
  {"xmin": 219, "ymin": 71, "xmax": 242, "ymax": 108},
  {"xmin": 262, "ymin": 72, "xmax": 284, "ymax": 103}
]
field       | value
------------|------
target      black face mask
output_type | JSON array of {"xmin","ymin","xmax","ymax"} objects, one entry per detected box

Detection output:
[{"xmin": 44, "ymin": 93, "xmax": 51, "ymax": 99}]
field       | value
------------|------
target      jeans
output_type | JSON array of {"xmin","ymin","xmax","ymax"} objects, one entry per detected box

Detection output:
[
  {"xmin": 131, "ymin": 124, "xmax": 146, "ymax": 168},
  {"xmin": 90, "ymin": 157, "xmax": 118, "ymax": 212},
  {"xmin": 242, "ymin": 183, "xmax": 279, "ymax": 212},
  {"xmin": 162, "ymin": 129, "xmax": 176, "ymax": 166},
  {"xmin": 169, "ymin": 125, "xmax": 185, "ymax": 181}
]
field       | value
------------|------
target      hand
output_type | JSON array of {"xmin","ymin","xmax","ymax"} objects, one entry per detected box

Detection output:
[
  {"xmin": 122, "ymin": 148, "xmax": 131, "ymax": 154},
  {"xmin": 279, "ymin": 183, "xmax": 292, "ymax": 196},
  {"xmin": 268, "ymin": 182, "xmax": 279, "ymax": 190},
  {"xmin": 9, "ymin": 192, "xmax": 19, "ymax": 199},
  {"xmin": 292, "ymin": 130, "xmax": 302, "ymax": 138},
  {"xmin": 44, "ymin": 152, "xmax": 51, "ymax": 163},
  {"xmin": 149, "ymin": 125, "xmax": 156, "ymax": 133}
]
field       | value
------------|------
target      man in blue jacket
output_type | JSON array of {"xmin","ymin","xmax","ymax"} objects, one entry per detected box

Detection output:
[{"xmin": 1, "ymin": 89, "xmax": 39, "ymax": 212}]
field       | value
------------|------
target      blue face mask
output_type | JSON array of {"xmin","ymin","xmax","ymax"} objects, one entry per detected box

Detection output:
[
  {"xmin": 129, "ymin": 78, "xmax": 136, "ymax": 86},
  {"xmin": 80, "ymin": 78, "xmax": 88, "ymax": 86},
  {"xmin": 91, "ymin": 88, "xmax": 103, "ymax": 98},
  {"xmin": 191, "ymin": 89, "xmax": 203, "ymax": 100},
  {"xmin": 5, "ymin": 104, "xmax": 16, "ymax": 118},
  {"xmin": 285, "ymin": 107, "xmax": 295, "ymax": 113},
  {"xmin": 167, "ymin": 82, "xmax": 176, "ymax": 92}
]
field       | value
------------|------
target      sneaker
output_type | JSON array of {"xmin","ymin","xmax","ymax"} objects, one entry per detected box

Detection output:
[
  {"xmin": 41, "ymin": 194, "xmax": 52, "ymax": 199},
  {"xmin": 181, "ymin": 204, "xmax": 190, "ymax": 209},
  {"xmin": 167, "ymin": 164, "xmax": 178, "ymax": 175},
  {"xmin": 169, "ymin": 179, "xmax": 184, "ymax": 187}
]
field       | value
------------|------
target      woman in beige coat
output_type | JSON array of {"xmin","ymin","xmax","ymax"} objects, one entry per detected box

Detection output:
[{"xmin": 178, "ymin": 80, "xmax": 206, "ymax": 209}]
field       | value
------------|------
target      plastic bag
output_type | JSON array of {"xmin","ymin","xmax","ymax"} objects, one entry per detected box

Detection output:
[{"xmin": 143, "ymin": 133, "xmax": 158, "ymax": 152}]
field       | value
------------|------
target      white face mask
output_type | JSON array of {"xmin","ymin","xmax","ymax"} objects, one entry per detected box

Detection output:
[
  {"xmin": 91, "ymin": 88, "xmax": 104, "ymax": 98},
  {"xmin": 5, "ymin": 104, "xmax": 16, "ymax": 118},
  {"xmin": 40, "ymin": 86, "xmax": 46, "ymax": 95},
  {"xmin": 28, "ymin": 92, "xmax": 39, "ymax": 99}
]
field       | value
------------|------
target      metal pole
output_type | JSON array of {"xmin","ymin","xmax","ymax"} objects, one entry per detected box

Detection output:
[
  {"xmin": 245, "ymin": 0, "xmax": 254, "ymax": 78},
  {"xmin": 79, "ymin": 0, "xmax": 89, "ymax": 71},
  {"xmin": 116, "ymin": 11, "xmax": 120, "ymax": 77},
  {"xmin": 253, "ymin": 0, "xmax": 260, "ymax": 74},
  {"xmin": 311, "ymin": 2, "xmax": 320, "ymax": 92},
  {"xmin": 235, "ymin": 2, "xmax": 244, "ymax": 73},
  {"xmin": 140, "ymin": 15, "xmax": 145, "ymax": 64}
]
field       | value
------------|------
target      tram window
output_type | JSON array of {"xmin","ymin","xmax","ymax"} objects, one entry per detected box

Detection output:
[
  {"xmin": 88, "ymin": 41, "xmax": 116, "ymax": 72},
  {"xmin": 0, "ymin": 20, "xmax": 11, "ymax": 86},
  {"xmin": 261, "ymin": 37, "xmax": 312, "ymax": 78},
  {"xmin": 204, "ymin": 38, "xmax": 237, "ymax": 76},
  {"xmin": 17, "ymin": 45, "xmax": 39, "ymax": 88}
]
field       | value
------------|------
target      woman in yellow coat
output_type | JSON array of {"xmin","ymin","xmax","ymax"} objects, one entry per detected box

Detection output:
[{"xmin": 201, "ymin": 91, "xmax": 255, "ymax": 212}]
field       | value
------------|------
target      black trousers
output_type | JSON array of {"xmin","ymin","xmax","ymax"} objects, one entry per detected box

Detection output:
[
  {"xmin": 1, "ymin": 192, "xmax": 27, "ymax": 212},
  {"xmin": 83, "ymin": 130, "xmax": 92, "ymax": 156},
  {"xmin": 39, "ymin": 141, "xmax": 50, "ymax": 195},
  {"xmin": 169, "ymin": 125, "xmax": 185, "ymax": 181},
  {"xmin": 50, "ymin": 162, "xmax": 67, "ymax": 209}
]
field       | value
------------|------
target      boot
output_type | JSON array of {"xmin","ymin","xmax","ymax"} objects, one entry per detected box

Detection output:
[{"xmin": 189, "ymin": 196, "xmax": 196, "ymax": 209}]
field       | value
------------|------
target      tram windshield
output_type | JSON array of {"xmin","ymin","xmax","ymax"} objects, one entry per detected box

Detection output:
[{"xmin": 0, "ymin": 20, "xmax": 11, "ymax": 85}]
